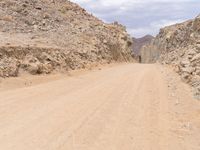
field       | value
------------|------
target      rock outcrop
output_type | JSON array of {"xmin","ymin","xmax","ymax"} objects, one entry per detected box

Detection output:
[
  {"xmin": 141, "ymin": 15, "xmax": 200, "ymax": 98},
  {"xmin": 140, "ymin": 42, "xmax": 160, "ymax": 63},
  {"xmin": 0, "ymin": 0, "xmax": 133, "ymax": 77}
]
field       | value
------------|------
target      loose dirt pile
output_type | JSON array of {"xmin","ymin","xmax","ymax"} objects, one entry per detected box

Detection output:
[{"xmin": 0, "ymin": 0, "xmax": 133, "ymax": 77}]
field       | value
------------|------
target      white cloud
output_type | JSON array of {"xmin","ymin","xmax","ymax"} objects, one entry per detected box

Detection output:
[
  {"xmin": 71, "ymin": 0, "xmax": 200, "ymax": 37},
  {"xmin": 128, "ymin": 19, "xmax": 184, "ymax": 37},
  {"xmin": 150, "ymin": 19, "xmax": 185, "ymax": 29}
]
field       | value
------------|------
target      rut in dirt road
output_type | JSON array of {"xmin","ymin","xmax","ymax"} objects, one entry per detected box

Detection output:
[{"xmin": 0, "ymin": 64, "xmax": 200, "ymax": 150}]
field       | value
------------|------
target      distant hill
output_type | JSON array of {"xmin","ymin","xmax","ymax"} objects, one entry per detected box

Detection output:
[{"xmin": 132, "ymin": 35, "xmax": 154, "ymax": 56}]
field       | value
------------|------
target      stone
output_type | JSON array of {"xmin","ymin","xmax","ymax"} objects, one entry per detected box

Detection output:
[
  {"xmin": 191, "ymin": 53, "xmax": 200, "ymax": 62},
  {"xmin": 181, "ymin": 73, "xmax": 190, "ymax": 80},
  {"xmin": 27, "ymin": 64, "xmax": 40, "ymax": 75},
  {"xmin": 180, "ymin": 60, "xmax": 190, "ymax": 67},
  {"xmin": 181, "ymin": 67, "xmax": 195, "ymax": 74}
]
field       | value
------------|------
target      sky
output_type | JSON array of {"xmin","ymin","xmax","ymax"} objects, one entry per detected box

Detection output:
[{"xmin": 71, "ymin": 0, "xmax": 200, "ymax": 38}]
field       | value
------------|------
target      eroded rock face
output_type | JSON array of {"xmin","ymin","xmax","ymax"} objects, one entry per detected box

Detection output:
[
  {"xmin": 0, "ymin": 0, "xmax": 133, "ymax": 77},
  {"xmin": 141, "ymin": 14, "xmax": 200, "ymax": 98},
  {"xmin": 140, "ymin": 43, "xmax": 160, "ymax": 63}
]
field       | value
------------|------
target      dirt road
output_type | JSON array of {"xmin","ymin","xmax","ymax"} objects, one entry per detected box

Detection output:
[{"xmin": 0, "ymin": 64, "xmax": 200, "ymax": 150}]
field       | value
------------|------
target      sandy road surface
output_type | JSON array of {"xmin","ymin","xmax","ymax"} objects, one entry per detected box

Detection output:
[{"xmin": 0, "ymin": 64, "xmax": 200, "ymax": 150}]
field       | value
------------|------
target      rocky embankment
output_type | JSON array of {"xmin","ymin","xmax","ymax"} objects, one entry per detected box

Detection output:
[
  {"xmin": 0, "ymin": 0, "xmax": 133, "ymax": 77},
  {"xmin": 142, "ymin": 15, "xmax": 200, "ymax": 98}
]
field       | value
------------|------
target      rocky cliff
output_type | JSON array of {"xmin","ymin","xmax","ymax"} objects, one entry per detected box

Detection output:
[
  {"xmin": 140, "ymin": 42, "xmax": 159, "ymax": 63},
  {"xmin": 141, "ymin": 15, "xmax": 200, "ymax": 98},
  {"xmin": 0, "ymin": 0, "xmax": 133, "ymax": 77},
  {"xmin": 140, "ymin": 33, "xmax": 168, "ymax": 63}
]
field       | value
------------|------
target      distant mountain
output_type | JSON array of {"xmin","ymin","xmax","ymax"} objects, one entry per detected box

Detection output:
[{"xmin": 132, "ymin": 35, "xmax": 154, "ymax": 56}]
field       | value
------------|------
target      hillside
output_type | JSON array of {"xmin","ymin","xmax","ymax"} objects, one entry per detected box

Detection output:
[
  {"xmin": 132, "ymin": 35, "xmax": 154, "ymax": 56},
  {"xmin": 0, "ymin": 0, "xmax": 133, "ymax": 77},
  {"xmin": 141, "ymin": 15, "xmax": 200, "ymax": 98}
]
